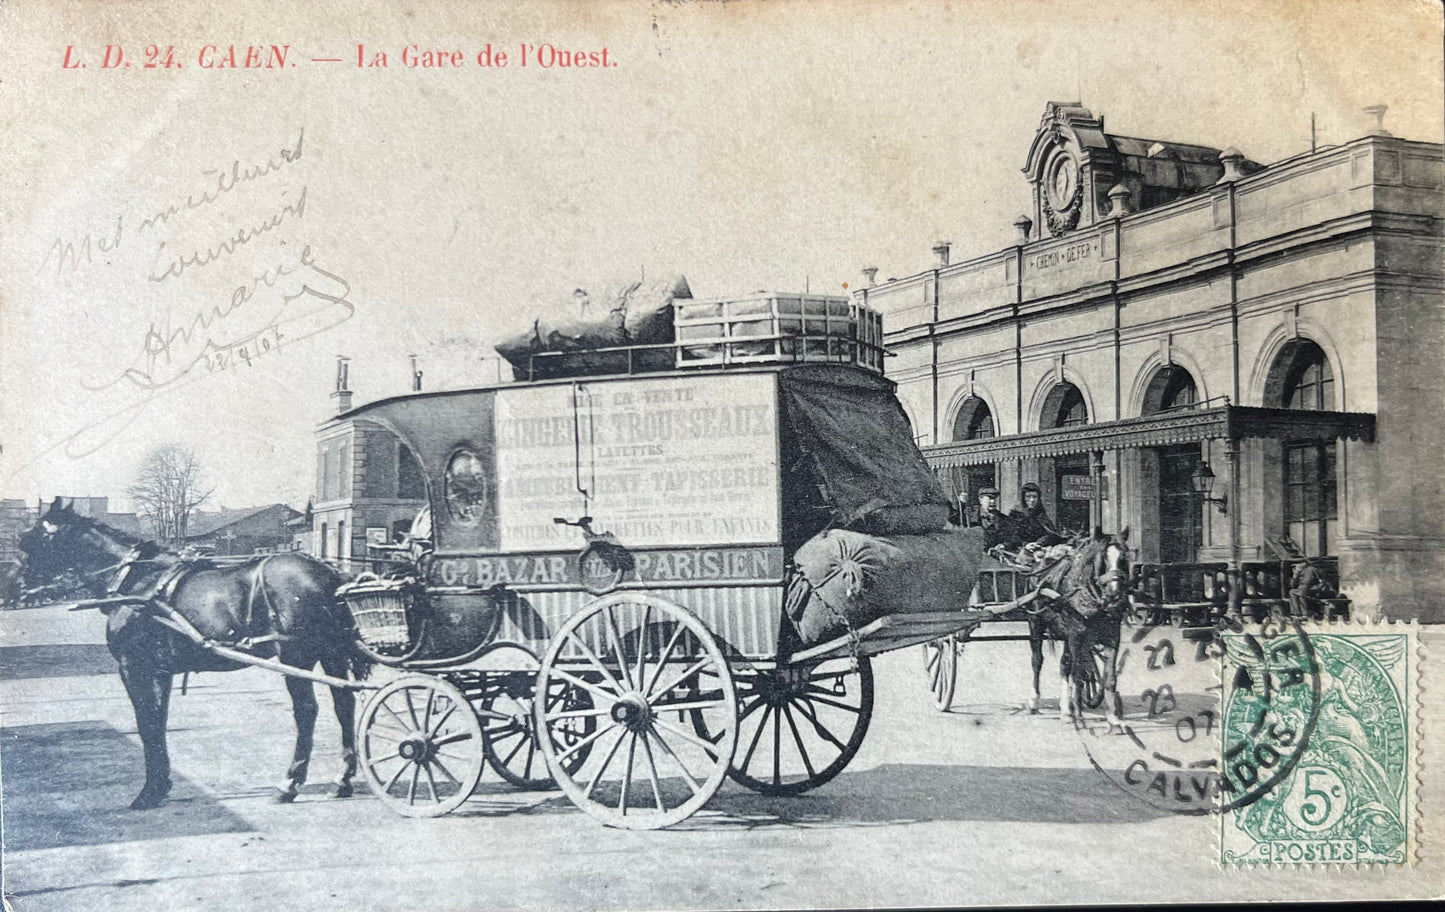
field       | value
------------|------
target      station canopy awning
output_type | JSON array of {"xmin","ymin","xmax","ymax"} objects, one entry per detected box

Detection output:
[{"xmin": 921, "ymin": 404, "xmax": 1376, "ymax": 467}]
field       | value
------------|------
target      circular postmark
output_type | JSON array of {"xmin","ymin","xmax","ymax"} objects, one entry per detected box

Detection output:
[{"xmin": 1077, "ymin": 615, "xmax": 1321, "ymax": 816}]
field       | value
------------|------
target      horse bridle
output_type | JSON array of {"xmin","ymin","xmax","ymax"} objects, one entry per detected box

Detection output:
[
  {"xmin": 25, "ymin": 522, "xmax": 160, "ymax": 600},
  {"xmin": 1092, "ymin": 542, "xmax": 1129, "ymax": 609},
  {"xmin": 1024, "ymin": 540, "xmax": 1128, "ymax": 616}
]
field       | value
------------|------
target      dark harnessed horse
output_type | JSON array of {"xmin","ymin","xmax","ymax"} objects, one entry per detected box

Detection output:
[
  {"xmin": 1014, "ymin": 529, "xmax": 1131, "ymax": 728},
  {"xmin": 15, "ymin": 500, "xmax": 371, "ymax": 809}
]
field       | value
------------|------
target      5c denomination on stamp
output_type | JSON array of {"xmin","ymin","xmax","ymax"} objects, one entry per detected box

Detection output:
[{"xmin": 1221, "ymin": 624, "xmax": 1418, "ymax": 866}]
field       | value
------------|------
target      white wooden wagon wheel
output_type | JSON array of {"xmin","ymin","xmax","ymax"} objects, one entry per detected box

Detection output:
[
  {"xmin": 703, "ymin": 655, "xmax": 873, "ymax": 796},
  {"xmin": 533, "ymin": 593, "xmax": 738, "ymax": 829},
  {"xmin": 922, "ymin": 634, "xmax": 958, "ymax": 712},
  {"xmin": 357, "ymin": 674, "xmax": 486, "ymax": 817},
  {"xmin": 481, "ymin": 673, "xmax": 596, "ymax": 790}
]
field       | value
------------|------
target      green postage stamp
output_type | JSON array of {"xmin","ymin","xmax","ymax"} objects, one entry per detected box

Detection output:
[{"xmin": 1219, "ymin": 622, "xmax": 1420, "ymax": 866}]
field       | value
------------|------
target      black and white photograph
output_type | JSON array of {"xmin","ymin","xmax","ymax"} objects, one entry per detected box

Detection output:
[{"xmin": 1, "ymin": 1, "xmax": 1442, "ymax": 908}]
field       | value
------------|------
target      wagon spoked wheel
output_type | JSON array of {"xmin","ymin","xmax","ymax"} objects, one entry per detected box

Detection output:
[
  {"xmin": 358, "ymin": 674, "xmax": 485, "ymax": 817},
  {"xmin": 481, "ymin": 680, "xmax": 596, "ymax": 790},
  {"xmin": 533, "ymin": 594, "xmax": 737, "ymax": 830},
  {"xmin": 1080, "ymin": 644, "xmax": 1109, "ymax": 710},
  {"xmin": 923, "ymin": 635, "xmax": 958, "ymax": 712},
  {"xmin": 702, "ymin": 656, "xmax": 873, "ymax": 796}
]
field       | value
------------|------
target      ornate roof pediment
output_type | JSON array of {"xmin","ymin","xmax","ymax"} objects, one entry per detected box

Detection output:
[{"xmin": 1020, "ymin": 102, "xmax": 1252, "ymax": 240}]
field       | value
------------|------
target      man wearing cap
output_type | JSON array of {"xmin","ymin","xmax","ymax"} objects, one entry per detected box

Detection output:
[
  {"xmin": 976, "ymin": 486, "xmax": 1012, "ymax": 550},
  {"xmin": 1009, "ymin": 482, "xmax": 1068, "ymax": 549}
]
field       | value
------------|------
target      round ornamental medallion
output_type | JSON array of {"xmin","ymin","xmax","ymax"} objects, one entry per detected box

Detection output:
[
  {"xmin": 578, "ymin": 545, "xmax": 625, "ymax": 595},
  {"xmin": 1048, "ymin": 154, "xmax": 1079, "ymax": 211},
  {"xmin": 1042, "ymin": 150, "xmax": 1082, "ymax": 237},
  {"xmin": 443, "ymin": 449, "xmax": 488, "ymax": 526}
]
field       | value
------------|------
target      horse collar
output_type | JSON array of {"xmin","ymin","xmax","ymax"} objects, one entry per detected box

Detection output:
[{"xmin": 106, "ymin": 546, "xmax": 149, "ymax": 596}]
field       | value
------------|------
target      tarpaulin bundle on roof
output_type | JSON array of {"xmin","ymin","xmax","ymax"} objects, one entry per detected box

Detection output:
[{"xmin": 494, "ymin": 275, "xmax": 692, "ymax": 379}]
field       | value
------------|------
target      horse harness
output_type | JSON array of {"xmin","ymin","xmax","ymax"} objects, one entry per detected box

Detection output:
[
  {"xmin": 102, "ymin": 546, "xmax": 293, "ymax": 656},
  {"xmin": 995, "ymin": 543, "xmax": 1122, "ymax": 619}
]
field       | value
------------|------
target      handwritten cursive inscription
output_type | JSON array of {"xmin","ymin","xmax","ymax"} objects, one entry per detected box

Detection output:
[
  {"xmin": 148, "ymin": 186, "xmax": 307, "ymax": 282},
  {"xmin": 35, "ymin": 128, "xmax": 306, "ymax": 280},
  {"xmin": 11, "ymin": 126, "xmax": 361, "ymax": 473},
  {"xmin": 139, "ymin": 127, "xmax": 305, "ymax": 232}
]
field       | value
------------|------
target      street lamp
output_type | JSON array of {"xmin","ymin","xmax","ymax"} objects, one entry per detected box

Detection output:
[{"xmin": 1191, "ymin": 462, "xmax": 1228, "ymax": 513}]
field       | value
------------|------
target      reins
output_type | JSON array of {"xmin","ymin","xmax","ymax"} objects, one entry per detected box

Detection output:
[{"xmin": 992, "ymin": 540, "xmax": 1128, "ymax": 617}]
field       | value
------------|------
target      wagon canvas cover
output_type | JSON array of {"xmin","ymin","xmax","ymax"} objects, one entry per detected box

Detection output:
[{"xmin": 776, "ymin": 366, "xmax": 951, "ymax": 543}]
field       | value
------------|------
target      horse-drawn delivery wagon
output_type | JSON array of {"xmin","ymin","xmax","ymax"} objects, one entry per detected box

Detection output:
[
  {"xmin": 12, "ymin": 290, "xmax": 1126, "ymax": 828},
  {"xmin": 330, "ymin": 292, "xmax": 1110, "ymax": 828}
]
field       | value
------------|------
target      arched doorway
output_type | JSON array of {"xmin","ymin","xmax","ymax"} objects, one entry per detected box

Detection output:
[
  {"xmin": 1039, "ymin": 383, "xmax": 1090, "ymax": 532},
  {"xmin": 1266, "ymin": 341, "xmax": 1338, "ymax": 557},
  {"xmin": 1142, "ymin": 366, "xmax": 1202, "ymax": 562},
  {"xmin": 944, "ymin": 397, "xmax": 998, "ymax": 523}
]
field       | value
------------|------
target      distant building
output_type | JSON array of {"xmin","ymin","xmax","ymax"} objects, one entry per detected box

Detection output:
[
  {"xmin": 857, "ymin": 102, "xmax": 1444, "ymax": 621},
  {"xmin": 0, "ymin": 499, "xmax": 35, "ymax": 569},
  {"xmin": 312, "ymin": 358, "xmax": 429, "ymax": 569},
  {"xmin": 65, "ymin": 497, "xmax": 146, "ymax": 539},
  {"xmin": 184, "ymin": 504, "xmax": 304, "ymax": 556},
  {"xmin": 286, "ymin": 502, "xmax": 314, "ymax": 554}
]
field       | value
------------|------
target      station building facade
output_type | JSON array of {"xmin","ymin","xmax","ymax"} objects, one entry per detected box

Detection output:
[
  {"xmin": 857, "ymin": 103, "xmax": 1444, "ymax": 621},
  {"xmin": 311, "ymin": 361, "xmax": 428, "ymax": 568}
]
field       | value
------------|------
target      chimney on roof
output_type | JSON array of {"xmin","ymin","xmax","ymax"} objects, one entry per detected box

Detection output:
[
  {"xmin": 1364, "ymin": 104, "xmax": 1391, "ymax": 137},
  {"xmin": 932, "ymin": 241, "xmax": 952, "ymax": 267},
  {"xmin": 1217, "ymin": 147, "xmax": 1249, "ymax": 184},
  {"xmin": 862, "ymin": 266, "xmax": 879, "ymax": 287},
  {"xmin": 332, "ymin": 356, "xmax": 353, "ymax": 414},
  {"xmin": 1013, "ymin": 215, "xmax": 1033, "ymax": 245},
  {"xmin": 1107, "ymin": 184, "xmax": 1133, "ymax": 218},
  {"xmin": 410, "ymin": 355, "xmax": 423, "ymax": 392}
]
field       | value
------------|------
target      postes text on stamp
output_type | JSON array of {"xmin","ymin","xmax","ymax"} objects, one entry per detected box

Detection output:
[{"xmin": 1220, "ymin": 624, "xmax": 1418, "ymax": 866}]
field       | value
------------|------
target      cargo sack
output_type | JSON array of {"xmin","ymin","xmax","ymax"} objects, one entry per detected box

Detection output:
[
  {"xmin": 787, "ymin": 527, "xmax": 989, "ymax": 646},
  {"xmin": 494, "ymin": 275, "xmax": 691, "ymax": 379}
]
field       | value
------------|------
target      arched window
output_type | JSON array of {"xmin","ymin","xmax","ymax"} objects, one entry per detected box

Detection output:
[
  {"xmin": 1143, "ymin": 364, "xmax": 1199, "ymax": 416},
  {"xmin": 1283, "ymin": 342, "xmax": 1335, "ymax": 411},
  {"xmin": 952, "ymin": 397, "xmax": 995, "ymax": 441},
  {"xmin": 1271, "ymin": 340, "xmax": 1338, "ymax": 557},
  {"xmin": 1041, "ymin": 383, "xmax": 1087, "ymax": 430},
  {"xmin": 1038, "ymin": 383, "xmax": 1089, "ymax": 532},
  {"xmin": 947, "ymin": 397, "xmax": 997, "ymax": 521},
  {"xmin": 1142, "ymin": 366, "xmax": 1203, "ymax": 562}
]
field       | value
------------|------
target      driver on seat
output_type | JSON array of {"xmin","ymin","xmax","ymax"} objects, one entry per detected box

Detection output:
[
  {"xmin": 976, "ymin": 486, "xmax": 1011, "ymax": 550},
  {"xmin": 1008, "ymin": 483, "xmax": 1071, "ymax": 566}
]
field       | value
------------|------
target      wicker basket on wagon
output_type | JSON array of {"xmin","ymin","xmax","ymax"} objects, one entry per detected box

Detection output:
[{"xmin": 338, "ymin": 573, "xmax": 423, "ymax": 652}]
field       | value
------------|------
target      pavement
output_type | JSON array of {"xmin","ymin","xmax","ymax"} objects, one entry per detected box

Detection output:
[{"xmin": 2, "ymin": 601, "xmax": 1443, "ymax": 911}]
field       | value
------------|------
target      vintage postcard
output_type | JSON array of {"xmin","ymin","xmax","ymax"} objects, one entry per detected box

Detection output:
[{"xmin": 2, "ymin": 1, "xmax": 1442, "ymax": 909}]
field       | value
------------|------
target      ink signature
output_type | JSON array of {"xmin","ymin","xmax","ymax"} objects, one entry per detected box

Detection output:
[{"xmin": 89, "ymin": 244, "xmax": 353, "ymax": 394}]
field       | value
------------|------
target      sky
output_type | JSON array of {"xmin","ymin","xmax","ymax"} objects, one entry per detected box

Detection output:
[{"xmin": 2, "ymin": 0, "xmax": 1442, "ymax": 512}]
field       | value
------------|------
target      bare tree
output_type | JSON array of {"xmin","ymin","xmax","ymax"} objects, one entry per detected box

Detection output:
[{"xmin": 128, "ymin": 445, "xmax": 214, "ymax": 545}]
